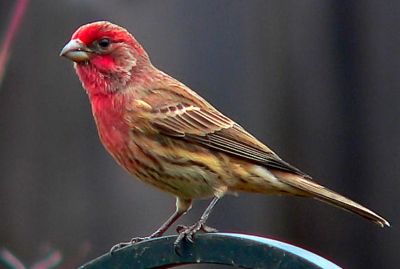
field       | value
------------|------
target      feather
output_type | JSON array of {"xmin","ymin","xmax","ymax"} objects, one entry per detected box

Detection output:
[{"xmin": 149, "ymin": 102, "xmax": 309, "ymax": 178}]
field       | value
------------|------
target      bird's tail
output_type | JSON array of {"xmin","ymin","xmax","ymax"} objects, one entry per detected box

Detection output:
[{"xmin": 273, "ymin": 170, "xmax": 390, "ymax": 227}]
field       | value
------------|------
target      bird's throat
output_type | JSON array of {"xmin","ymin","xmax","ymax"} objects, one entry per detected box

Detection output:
[{"xmin": 74, "ymin": 62, "xmax": 130, "ymax": 97}]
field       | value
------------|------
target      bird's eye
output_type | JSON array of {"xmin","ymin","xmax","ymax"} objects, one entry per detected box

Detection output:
[{"xmin": 98, "ymin": 38, "xmax": 111, "ymax": 49}]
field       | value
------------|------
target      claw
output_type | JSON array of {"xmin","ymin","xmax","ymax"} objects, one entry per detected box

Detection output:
[
  {"xmin": 110, "ymin": 242, "xmax": 131, "ymax": 255},
  {"xmin": 173, "ymin": 222, "xmax": 218, "ymax": 255},
  {"xmin": 176, "ymin": 224, "xmax": 187, "ymax": 233},
  {"xmin": 174, "ymin": 232, "xmax": 185, "ymax": 255},
  {"xmin": 200, "ymin": 224, "xmax": 218, "ymax": 233},
  {"xmin": 109, "ymin": 236, "xmax": 155, "ymax": 255},
  {"xmin": 186, "ymin": 233, "xmax": 195, "ymax": 243},
  {"xmin": 130, "ymin": 236, "xmax": 148, "ymax": 244}
]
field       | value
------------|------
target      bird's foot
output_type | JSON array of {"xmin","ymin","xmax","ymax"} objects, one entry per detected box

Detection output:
[
  {"xmin": 174, "ymin": 222, "xmax": 218, "ymax": 254},
  {"xmin": 109, "ymin": 236, "xmax": 154, "ymax": 254}
]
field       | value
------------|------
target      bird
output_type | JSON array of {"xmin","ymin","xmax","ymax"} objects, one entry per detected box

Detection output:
[{"xmin": 60, "ymin": 21, "xmax": 389, "ymax": 250}]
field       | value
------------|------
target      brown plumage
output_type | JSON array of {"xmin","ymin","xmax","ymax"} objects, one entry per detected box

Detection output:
[{"xmin": 60, "ymin": 21, "xmax": 389, "ymax": 249}]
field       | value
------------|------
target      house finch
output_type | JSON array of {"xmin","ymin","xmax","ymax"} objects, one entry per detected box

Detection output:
[{"xmin": 60, "ymin": 21, "xmax": 389, "ymax": 250}]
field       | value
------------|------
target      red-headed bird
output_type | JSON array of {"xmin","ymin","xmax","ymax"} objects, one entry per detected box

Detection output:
[{"xmin": 60, "ymin": 21, "xmax": 389, "ymax": 249}]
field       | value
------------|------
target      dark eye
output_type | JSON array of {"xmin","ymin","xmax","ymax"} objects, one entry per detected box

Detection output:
[{"xmin": 98, "ymin": 38, "xmax": 110, "ymax": 48}]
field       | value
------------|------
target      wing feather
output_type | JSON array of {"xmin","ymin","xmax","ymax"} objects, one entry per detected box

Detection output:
[{"xmin": 148, "ymin": 103, "xmax": 309, "ymax": 178}]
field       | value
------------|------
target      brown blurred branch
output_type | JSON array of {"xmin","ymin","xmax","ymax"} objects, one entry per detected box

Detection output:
[
  {"xmin": 0, "ymin": 243, "xmax": 91, "ymax": 269},
  {"xmin": 0, "ymin": 0, "xmax": 29, "ymax": 86},
  {"xmin": 0, "ymin": 248, "xmax": 26, "ymax": 269}
]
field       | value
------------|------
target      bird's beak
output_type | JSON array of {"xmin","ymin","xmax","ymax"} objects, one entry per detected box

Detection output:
[{"xmin": 60, "ymin": 39, "xmax": 91, "ymax": 62}]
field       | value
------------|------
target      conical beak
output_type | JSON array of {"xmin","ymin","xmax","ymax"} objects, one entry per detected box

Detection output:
[{"xmin": 60, "ymin": 39, "xmax": 91, "ymax": 62}]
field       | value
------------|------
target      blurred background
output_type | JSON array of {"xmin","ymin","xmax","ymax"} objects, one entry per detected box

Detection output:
[{"xmin": 0, "ymin": 0, "xmax": 398, "ymax": 268}]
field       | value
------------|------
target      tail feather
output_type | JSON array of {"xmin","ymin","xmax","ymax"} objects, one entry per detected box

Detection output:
[{"xmin": 273, "ymin": 171, "xmax": 390, "ymax": 227}]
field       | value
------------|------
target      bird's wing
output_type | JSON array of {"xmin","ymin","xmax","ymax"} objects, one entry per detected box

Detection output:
[{"xmin": 144, "ymin": 102, "xmax": 309, "ymax": 178}]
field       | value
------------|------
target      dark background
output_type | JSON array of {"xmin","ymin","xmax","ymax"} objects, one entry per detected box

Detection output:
[{"xmin": 0, "ymin": 1, "xmax": 398, "ymax": 268}]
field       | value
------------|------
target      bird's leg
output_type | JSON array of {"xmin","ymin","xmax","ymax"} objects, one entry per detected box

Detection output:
[
  {"xmin": 174, "ymin": 196, "xmax": 219, "ymax": 251},
  {"xmin": 110, "ymin": 198, "xmax": 192, "ymax": 254}
]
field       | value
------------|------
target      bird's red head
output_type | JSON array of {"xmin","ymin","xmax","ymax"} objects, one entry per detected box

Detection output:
[{"xmin": 60, "ymin": 21, "xmax": 150, "ymax": 95}]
